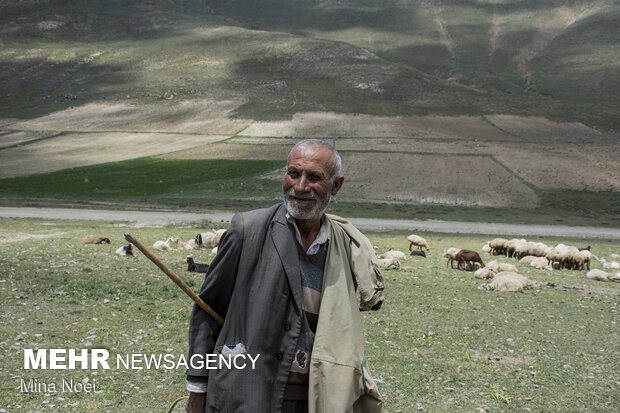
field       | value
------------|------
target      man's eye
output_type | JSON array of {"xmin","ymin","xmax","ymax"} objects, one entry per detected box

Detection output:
[
  {"xmin": 288, "ymin": 171, "xmax": 300, "ymax": 178},
  {"xmin": 309, "ymin": 174, "xmax": 321, "ymax": 182}
]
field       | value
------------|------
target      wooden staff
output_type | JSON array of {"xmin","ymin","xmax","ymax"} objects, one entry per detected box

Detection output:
[{"xmin": 124, "ymin": 232, "xmax": 224, "ymax": 325}]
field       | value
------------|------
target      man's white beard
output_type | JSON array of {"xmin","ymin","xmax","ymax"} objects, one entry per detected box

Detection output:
[{"xmin": 283, "ymin": 187, "xmax": 331, "ymax": 221}]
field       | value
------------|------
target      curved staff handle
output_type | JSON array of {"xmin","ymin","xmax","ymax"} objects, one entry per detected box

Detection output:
[{"xmin": 124, "ymin": 232, "xmax": 224, "ymax": 325}]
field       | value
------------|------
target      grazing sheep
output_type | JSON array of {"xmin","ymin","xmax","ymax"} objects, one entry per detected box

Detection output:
[
  {"xmin": 485, "ymin": 260, "xmax": 500, "ymax": 273},
  {"xmin": 376, "ymin": 257, "xmax": 400, "ymax": 270},
  {"xmin": 115, "ymin": 244, "xmax": 133, "ymax": 256},
  {"xmin": 410, "ymin": 250, "xmax": 426, "ymax": 258},
  {"xmin": 481, "ymin": 243, "xmax": 491, "ymax": 253},
  {"xmin": 407, "ymin": 234, "xmax": 430, "ymax": 252},
  {"xmin": 195, "ymin": 231, "xmax": 217, "ymax": 248},
  {"xmin": 443, "ymin": 247, "xmax": 461, "ymax": 268},
  {"xmin": 186, "ymin": 256, "xmax": 209, "ymax": 273},
  {"xmin": 196, "ymin": 229, "xmax": 227, "ymax": 248},
  {"xmin": 454, "ymin": 249, "xmax": 484, "ymax": 271},
  {"xmin": 586, "ymin": 269, "xmax": 620, "ymax": 283},
  {"xmin": 611, "ymin": 253, "xmax": 620, "ymax": 259},
  {"xmin": 474, "ymin": 267, "xmax": 494, "ymax": 279},
  {"xmin": 211, "ymin": 246, "xmax": 218, "ymax": 255},
  {"xmin": 377, "ymin": 249, "xmax": 407, "ymax": 260},
  {"xmin": 578, "ymin": 245, "xmax": 591, "ymax": 251},
  {"xmin": 478, "ymin": 272, "xmax": 539, "ymax": 292},
  {"xmin": 153, "ymin": 236, "xmax": 178, "ymax": 251},
  {"xmin": 488, "ymin": 238, "xmax": 508, "ymax": 256},
  {"xmin": 81, "ymin": 235, "xmax": 111, "ymax": 244}
]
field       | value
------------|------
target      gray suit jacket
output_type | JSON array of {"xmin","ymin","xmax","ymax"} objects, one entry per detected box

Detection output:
[{"xmin": 187, "ymin": 203, "xmax": 304, "ymax": 412}]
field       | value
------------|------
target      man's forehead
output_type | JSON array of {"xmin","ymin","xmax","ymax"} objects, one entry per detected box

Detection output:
[{"xmin": 288, "ymin": 146, "xmax": 333, "ymax": 167}]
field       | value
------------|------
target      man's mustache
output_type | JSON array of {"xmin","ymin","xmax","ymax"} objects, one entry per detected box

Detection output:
[{"xmin": 285, "ymin": 188, "xmax": 320, "ymax": 201}]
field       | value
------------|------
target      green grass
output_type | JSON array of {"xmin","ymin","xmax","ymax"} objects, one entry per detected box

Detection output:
[
  {"xmin": 0, "ymin": 218, "xmax": 618, "ymax": 411},
  {"xmin": 0, "ymin": 157, "xmax": 284, "ymax": 198}
]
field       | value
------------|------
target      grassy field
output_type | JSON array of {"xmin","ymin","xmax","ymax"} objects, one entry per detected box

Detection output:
[{"xmin": 1, "ymin": 217, "xmax": 618, "ymax": 412}]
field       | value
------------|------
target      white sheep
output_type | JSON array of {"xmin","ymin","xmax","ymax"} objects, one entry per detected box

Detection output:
[
  {"xmin": 376, "ymin": 257, "xmax": 400, "ymax": 270},
  {"xmin": 483, "ymin": 260, "xmax": 519, "ymax": 273},
  {"xmin": 153, "ymin": 236, "xmax": 178, "ymax": 251},
  {"xmin": 488, "ymin": 238, "xmax": 508, "ymax": 255},
  {"xmin": 443, "ymin": 247, "xmax": 461, "ymax": 268},
  {"xmin": 115, "ymin": 244, "xmax": 133, "ymax": 256},
  {"xmin": 519, "ymin": 255, "xmax": 538, "ymax": 264},
  {"xmin": 377, "ymin": 249, "xmax": 407, "ymax": 260},
  {"xmin": 474, "ymin": 267, "xmax": 494, "ymax": 279},
  {"xmin": 530, "ymin": 257, "xmax": 549, "ymax": 270},
  {"xmin": 481, "ymin": 243, "xmax": 491, "ymax": 253},
  {"xmin": 600, "ymin": 258, "xmax": 620, "ymax": 270},
  {"xmin": 407, "ymin": 234, "xmax": 430, "ymax": 252},
  {"xmin": 478, "ymin": 272, "xmax": 539, "ymax": 292},
  {"xmin": 586, "ymin": 269, "xmax": 620, "ymax": 283}
]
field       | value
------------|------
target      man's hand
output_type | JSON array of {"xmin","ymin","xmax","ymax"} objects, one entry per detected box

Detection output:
[{"xmin": 185, "ymin": 392, "xmax": 206, "ymax": 413}]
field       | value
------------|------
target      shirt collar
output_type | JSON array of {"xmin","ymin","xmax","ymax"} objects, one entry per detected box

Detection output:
[{"xmin": 286, "ymin": 212, "xmax": 330, "ymax": 255}]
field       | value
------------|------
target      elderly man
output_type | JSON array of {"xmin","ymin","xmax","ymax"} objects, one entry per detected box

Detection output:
[{"xmin": 186, "ymin": 139, "xmax": 383, "ymax": 413}]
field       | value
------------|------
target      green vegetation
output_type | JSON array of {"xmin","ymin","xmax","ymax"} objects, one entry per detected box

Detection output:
[
  {"xmin": 0, "ymin": 157, "xmax": 284, "ymax": 198},
  {"xmin": 1, "ymin": 218, "xmax": 618, "ymax": 411},
  {"xmin": 0, "ymin": 0, "xmax": 618, "ymax": 129}
]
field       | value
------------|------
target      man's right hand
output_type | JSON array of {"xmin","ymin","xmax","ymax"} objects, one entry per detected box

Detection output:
[{"xmin": 186, "ymin": 392, "xmax": 206, "ymax": 413}]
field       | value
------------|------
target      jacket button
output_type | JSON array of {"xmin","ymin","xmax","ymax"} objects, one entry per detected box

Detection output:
[
  {"xmin": 284, "ymin": 323, "xmax": 291, "ymax": 331},
  {"xmin": 283, "ymin": 288, "xmax": 289, "ymax": 296},
  {"xmin": 276, "ymin": 352, "xmax": 283, "ymax": 360}
]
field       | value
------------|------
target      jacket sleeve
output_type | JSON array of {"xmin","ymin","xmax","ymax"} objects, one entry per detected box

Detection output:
[{"xmin": 187, "ymin": 212, "xmax": 244, "ymax": 378}]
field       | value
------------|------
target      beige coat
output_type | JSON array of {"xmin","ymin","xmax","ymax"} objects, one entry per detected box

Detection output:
[{"xmin": 309, "ymin": 216, "xmax": 383, "ymax": 413}]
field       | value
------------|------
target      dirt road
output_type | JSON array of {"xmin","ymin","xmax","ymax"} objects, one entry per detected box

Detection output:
[{"xmin": 1, "ymin": 207, "xmax": 619, "ymax": 239}]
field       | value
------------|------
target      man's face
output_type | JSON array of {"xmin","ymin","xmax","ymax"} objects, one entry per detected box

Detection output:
[{"xmin": 283, "ymin": 146, "xmax": 343, "ymax": 221}]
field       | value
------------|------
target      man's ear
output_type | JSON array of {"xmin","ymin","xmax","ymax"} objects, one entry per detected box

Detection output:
[{"xmin": 331, "ymin": 176, "xmax": 344, "ymax": 195}]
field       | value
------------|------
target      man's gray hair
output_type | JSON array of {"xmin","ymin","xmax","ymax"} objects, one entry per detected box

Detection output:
[{"xmin": 287, "ymin": 139, "xmax": 342, "ymax": 182}]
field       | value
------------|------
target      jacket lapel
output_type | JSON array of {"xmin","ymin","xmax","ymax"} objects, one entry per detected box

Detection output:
[{"xmin": 270, "ymin": 206, "xmax": 302, "ymax": 311}]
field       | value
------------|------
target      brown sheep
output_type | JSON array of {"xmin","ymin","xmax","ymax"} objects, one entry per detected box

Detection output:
[
  {"xmin": 454, "ymin": 249, "xmax": 485, "ymax": 271},
  {"xmin": 81, "ymin": 235, "xmax": 111, "ymax": 244}
]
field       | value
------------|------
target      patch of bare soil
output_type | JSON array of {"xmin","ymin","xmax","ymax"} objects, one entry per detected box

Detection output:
[
  {"xmin": 338, "ymin": 152, "xmax": 539, "ymax": 208},
  {"xmin": 494, "ymin": 145, "xmax": 620, "ymax": 191},
  {"xmin": 242, "ymin": 112, "xmax": 516, "ymax": 141},
  {"xmin": 0, "ymin": 130, "xmax": 58, "ymax": 148},
  {"xmin": 485, "ymin": 115, "xmax": 602, "ymax": 142},
  {"xmin": 0, "ymin": 132, "xmax": 229, "ymax": 178},
  {"xmin": 9, "ymin": 99, "xmax": 250, "ymax": 134},
  {"xmin": 158, "ymin": 142, "xmax": 291, "ymax": 161}
]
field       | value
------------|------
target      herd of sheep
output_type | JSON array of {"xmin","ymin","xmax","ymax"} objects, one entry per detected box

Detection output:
[
  {"xmin": 83, "ymin": 229, "xmax": 620, "ymax": 289},
  {"xmin": 375, "ymin": 234, "xmax": 620, "ymax": 292}
]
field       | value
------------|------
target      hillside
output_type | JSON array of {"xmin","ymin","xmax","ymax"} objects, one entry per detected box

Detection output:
[
  {"xmin": 0, "ymin": 0, "xmax": 618, "ymax": 225},
  {"xmin": 0, "ymin": 0, "xmax": 618, "ymax": 128}
]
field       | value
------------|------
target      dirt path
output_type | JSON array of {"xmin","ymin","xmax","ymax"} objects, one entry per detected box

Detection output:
[{"xmin": 1, "ymin": 207, "xmax": 619, "ymax": 239}]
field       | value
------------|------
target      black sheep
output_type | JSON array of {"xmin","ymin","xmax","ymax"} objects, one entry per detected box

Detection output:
[{"xmin": 186, "ymin": 256, "xmax": 209, "ymax": 273}]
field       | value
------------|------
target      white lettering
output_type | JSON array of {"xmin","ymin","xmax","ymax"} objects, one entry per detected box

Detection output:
[
  {"xmin": 205, "ymin": 354, "xmax": 217, "ymax": 369},
  {"xmin": 190, "ymin": 354, "xmax": 204, "ymax": 370},
  {"xmin": 219, "ymin": 354, "xmax": 232, "ymax": 369},
  {"xmin": 24, "ymin": 349, "xmax": 47, "ymax": 369},
  {"xmin": 91, "ymin": 349, "xmax": 110, "ymax": 369},
  {"xmin": 247, "ymin": 354, "xmax": 260, "ymax": 369},
  {"xmin": 49, "ymin": 349, "xmax": 66, "ymax": 370},
  {"xmin": 163, "ymin": 353, "xmax": 175, "ymax": 369},
  {"xmin": 116, "ymin": 354, "xmax": 129, "ymax": 369},
  {"xmin": 68, "ymin": 349, "xmax": 89, "ymax": 369},
  {"xmin": 131, "ymin": 353, "xmax": 142, "ymax": 369},
  {"xmin": 232, "ymin": 354, "xmax": 245, "ymax": 369},
  {"xmin": 176, "ymin": 354, "xmax": 188, "ymax": 370}
]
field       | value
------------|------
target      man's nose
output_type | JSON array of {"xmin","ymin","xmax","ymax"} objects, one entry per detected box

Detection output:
[{"xmin": 294, "ymin": 174, "xmax": 310, "ymax": 192}]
